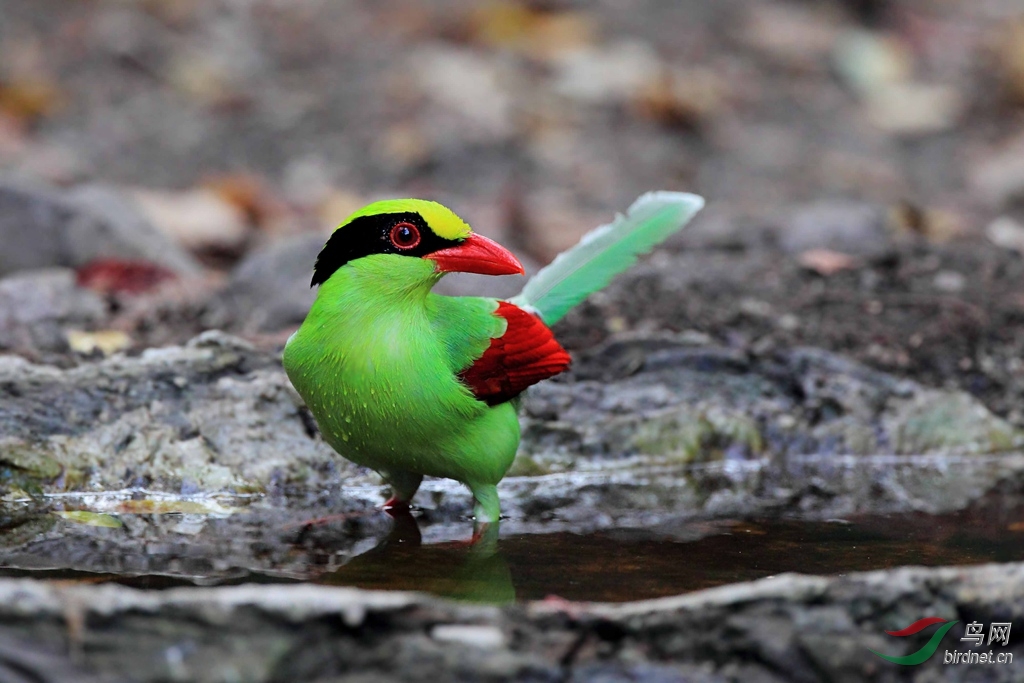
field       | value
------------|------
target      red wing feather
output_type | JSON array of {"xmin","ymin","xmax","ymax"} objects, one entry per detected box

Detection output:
[{"xmin": 459, "ymin": 301, "xmax": 571, "ymax": 405}]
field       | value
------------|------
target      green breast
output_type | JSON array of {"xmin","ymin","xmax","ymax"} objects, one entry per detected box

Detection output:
[{"xmin": 283, "ymin": 255, "xmax": 517, "ymax": 484}]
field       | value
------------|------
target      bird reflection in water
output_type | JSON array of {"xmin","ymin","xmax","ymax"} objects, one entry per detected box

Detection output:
[{"xmin": 317, "ymin": 510, "xmax": 515, "ymax": 605}]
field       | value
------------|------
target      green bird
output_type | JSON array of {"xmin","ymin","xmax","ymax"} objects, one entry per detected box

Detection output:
[{"xmin": 283, "ymin": 192, "xmax": 704, "ymax": 526}]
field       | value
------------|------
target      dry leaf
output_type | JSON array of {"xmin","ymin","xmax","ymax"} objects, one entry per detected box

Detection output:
[
  {"xmin": 0, "ymin": 78, "xmax": 63, "ymax": 123},
  {"xmin": 132, "ymin": 187, "xmax": 249, "ymax": 252},
  {"xmin": 797, "ymin": 248, "xmax": 858, "ymax": 276},
  {"xmin": 997, "ymin": 20, "xmax": 1024, "ymax": 105},
  {"xmin": 116, "ymin": 499, "xmax": 239, "ymax": 515},
  {"xmin": 864, "ymin": 83, "xmax": 963, "ymax": 136},
  {"xmin": 467, "ymin": 2, "xmax": 595, "ymax": 61},
  {"xmin": 203, "ymin": 173, "xmax": 284, "ymax": 228},
  {"xmin": 634, "ymin": 67, "xmax": 725, "ymax": 127},
  {"xmin": 66, "ymin": 330, "xmax": 133, "ymax": 356},
  {"xmin": 76, "ymin": 259, "xmax": 177, "ymax": 294},
  {"xmin": 318, "ymin": 189, "xmax": 367, "ymax": 229},
  {"xmin": 889, "ymin": 202, "xmax": 963, "ymax": 242},
  {"xmin": 740, "ymin": 4, "xmax": 840, "ymax": 68},
  {"xmin": 376, "ymin": 123, "xmax": 431, "ymax": 169},
  {"xmin": 54, "ymin": 511, "xmax": 123, "ymax": 528}
]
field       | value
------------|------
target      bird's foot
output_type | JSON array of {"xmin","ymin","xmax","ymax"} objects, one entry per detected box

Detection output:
[
  {"xmin": 382, "ymin": 497, "xmax": 411, "ymax": 518},
  {"xmin": 448, "ymin": 520, "xmax": 499, "ymax": 548},
  {"xmin": 540, "ymin": 594, "xmax": 583, "ymax": 619}
]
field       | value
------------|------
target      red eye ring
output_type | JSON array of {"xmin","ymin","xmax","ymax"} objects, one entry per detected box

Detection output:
[{"xmin": 389, "ymin": 222, "xmax": 421, "ymax": 249}]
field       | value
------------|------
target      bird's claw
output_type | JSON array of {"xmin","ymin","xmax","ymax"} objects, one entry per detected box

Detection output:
[{"xmin": 382, "ymin": 497, "xmax": 412, "ymax": 519}]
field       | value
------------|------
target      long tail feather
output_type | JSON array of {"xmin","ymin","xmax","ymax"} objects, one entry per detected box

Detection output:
[{"xmin": 510, "ymin": 191, "xmax": 705, "ymax": 325}]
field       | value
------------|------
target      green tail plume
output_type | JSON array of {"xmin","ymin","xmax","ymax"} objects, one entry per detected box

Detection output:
[{"xmin": 510, "ymin": 191, "xmax": 705, "ymax": 325}]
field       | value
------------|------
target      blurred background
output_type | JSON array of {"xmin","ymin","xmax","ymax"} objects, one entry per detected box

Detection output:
[{"xmin": 2, "ymin": 0, "xmax": 1024, "ymax": 414}]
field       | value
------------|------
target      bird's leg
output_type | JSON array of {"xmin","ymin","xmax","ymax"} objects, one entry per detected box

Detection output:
[
  {"xmin": 468, "ymin": 482, "xmax": 501, "ymax": 523},
  {"xmin": 449, "ymin": 487, "xmax": 501, "ymax": 547},
  {"xmin": 381, "ymin": 469, "xmax": 423, "ymax": 514}
]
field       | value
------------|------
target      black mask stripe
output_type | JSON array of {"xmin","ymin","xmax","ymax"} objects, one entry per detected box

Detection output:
[{"xmin": 311, "ymin": 212, "xmax": 462, "ymax": 287}]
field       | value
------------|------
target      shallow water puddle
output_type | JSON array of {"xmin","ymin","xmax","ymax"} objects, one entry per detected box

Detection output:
[{"xmin": 2, "ymin": 496, "xmax": 1022, "ymax": 603}]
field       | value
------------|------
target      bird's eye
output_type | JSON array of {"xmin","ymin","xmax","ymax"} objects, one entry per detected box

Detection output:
[{"xmin": 389, "ymin": 222, "xmax": 421, "ymax": 249}]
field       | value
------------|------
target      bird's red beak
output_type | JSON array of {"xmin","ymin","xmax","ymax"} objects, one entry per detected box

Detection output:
[{"xmin": 427, "ymin": 233, "xmax": 525, "ymax": 276}]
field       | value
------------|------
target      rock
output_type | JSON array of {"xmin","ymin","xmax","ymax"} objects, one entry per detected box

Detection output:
[
  {"xmin": 986, "ymin": 215, "xmax": 1024, "ymax": 254},
  {"xmin": 777, "ymin": 201, "xmax": 890, "ymax": 258},
  {"xmin": 0, "ymin": 179, "xmax": 202, "ymax": 278},
  {"xmin": 1, "ymin": 326, "xmax": 1019, "ymax": 524},
  {"xmin": 66, "ymin": 185, "xmax": 204, "ymax": 273},
  {"xmin": 0, "ymin": 268, "xmax": 107, "ymax": 352},
  {"xmin": 1, "ymin": 561, "xmax": 1022, "ymax": 682},
  {"xmin": 0, "ymin": 626, "xmax": 120, "ymax": 683},
  {"xmin": 208, "ymin": 233, "xmax": 324, "ymax": 332},
  {"xmin": 932, "ymin": 270, "xmax": 966, "ymax": 293},
  {"xmin": 889, "ymin": 390, "xmax": 1018, "ymax": 454},
  {"xmin": 0, "ymin": 331, "xmax": 341, "ymax": 493}
]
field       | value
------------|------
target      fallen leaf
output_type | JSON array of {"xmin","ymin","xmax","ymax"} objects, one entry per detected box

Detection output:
[
  {"xmin": 76, "ymin": 259, "xmax": 178, "ymax": 294},
  {"xmin": 634, "ymin": 67, "xmax": 726, "ymax": 127},
  {"xmin": 0, "ymin": 78, "xmax": 64, "ymax": 123},
  {"xmin": 65, "ymin": 329, "xmax": 133, "ymax": 356},
  {"xmin": 54, "ymin": 511, "xmax": 123, "ymax": 528},
  {"xmin": 0, "ymin": 111, "xmax": 27, "ymax": 157},
  {"xmin": 997, "ymin": 20, "xmax": 1024, "ymax": 105},
  {"xmin": 132, "ymin": 187, "xmax": 249, "ymax": 253},
  {"xmin": 864, "ymin": 83, "xmax": 963, "ymax": 136},
  {"xmin": 970, "ymin": 134, "xmax": 1024, "ymax": 206},
  {"xmin": 553, "ymin": 40, "xmax": 661, "ymax": 104},
  {"xmin": 116, "ymin": 499, "xmax": 238, "ymax": 515},
  {"xmin": 375, "ymin": 122, "xmax": 432, "ymax": 170},
  {"xmin": 524, "ymin": 192, "xmax": 609, "ymax": 262},
  {"xmin": 166, "ymin": 51, "xmax": 235, "ymax": 106},
  {"xmin": 202, "ymin": 173, "xmax": 284, "ymax": 228},
  {"xmin": 318, "ymin": 189, "xmax": 368, "ymax": 229},
  {"xmin": 739, "ymin": 4, "xmax": 840, "ymax": 69},
  {"xmin": 412, "ymin": 47, "xmax": 514, "ymax": 138},
  {"xmin": 466, "ymin": 2, "xmax": 595, "ymax": 61},
  {"xmin": 797, "ymin": 248, "xmax": 859, "ymax": 276},
  {"xmin": 888, "ymin": 202, "xmax": 963, "ymax": 242}
]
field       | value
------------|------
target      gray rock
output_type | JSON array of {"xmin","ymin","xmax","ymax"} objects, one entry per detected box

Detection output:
[
  {"xmin": 0, "ymin": 268, "xmax": 107, "ymax": 352},
  {"xmin": 0, "ymin": 561, "xmax": 1021, "ymax": 682},
  {"xmin": 0, "ymin": 179, "xmax": 201, "ymax": 278},
  {"xmin": 208, "ymin": 233, "xmax": 323, "ymax": 332},
  {"xmin": 0, "ymin": 329, "xmax": 1021, "ymax": 529},
  {"xmin": 0, "ymin": 331, "xmax": 340, "ymax": 492},
  {"xmin": 0, "ymin": 626, "xmax": 121, "ymax": 683}
]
